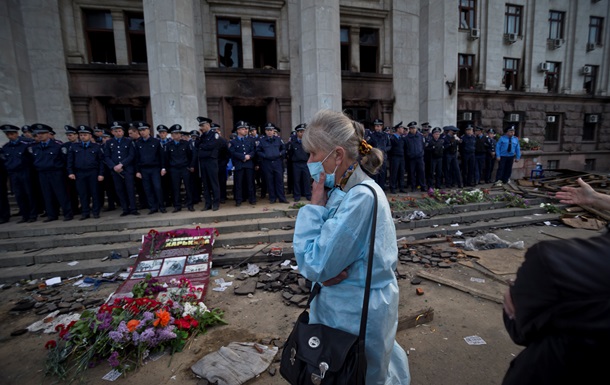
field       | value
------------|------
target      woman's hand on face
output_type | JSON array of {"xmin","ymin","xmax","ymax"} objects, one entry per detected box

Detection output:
[{"xmin": 311, "ymin": 172, "xmax": 328, "ymax": 206}]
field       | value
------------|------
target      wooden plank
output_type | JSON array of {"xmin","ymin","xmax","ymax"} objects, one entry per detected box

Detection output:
[
  {"xmin": 397, "ymin": 308, "xmax": 435, "ymax": 331},
  {"xmin": 416, "ymin": 270, "xmax": 503, "ymax": 304},
  {"xmin": 400, "ymin": 237, "xmax": 450, "ymax": 247}
]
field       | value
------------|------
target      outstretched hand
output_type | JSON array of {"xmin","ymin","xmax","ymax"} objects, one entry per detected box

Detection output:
[{"xmin": 555, "ymin": 178, "xmax": 596, "ymax": 206}]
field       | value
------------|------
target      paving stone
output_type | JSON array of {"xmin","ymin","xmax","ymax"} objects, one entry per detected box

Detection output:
[{"xmin": 234, "ymin": 279, "xmax": 257, "ymax": 295}]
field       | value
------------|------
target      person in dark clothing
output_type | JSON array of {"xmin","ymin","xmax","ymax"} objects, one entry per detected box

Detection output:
[
  {"xmin": 367, "ymin": 118, "xmax": 391, "ymax": 190},
  {"xmin": 459, "ymin": 125, "xmax": 476, "ymax": 186},
  {"xmin": 388, "ymin": 122, "xmax": 407, "ymax": 193},
  {"xmin": 484, "ymin": 128, "xmax": 497, "ymax": 183},
  {"xmin": 425, "ymin": 127, "xmax": 445, "ymax": 188},
  {"xmin": 164, "ymin": 124, "xmax": 195, "ymax": 212},
  {"xmin": 1, "ymin": 124, "xmax": 37, "ymax": 223},
  {"xmin": 195, "ymin": 116, "xmax": 221, "ymax": 211},
  {"xmin": 256, "ymin": 123, "xmax": 287, "ymax": 203},
  {"xmin": 104, "ymin": 122, "xmax": 139, "ymax": 216},
  {"xmin": 214, "ymin": 123, "xmax": 230, "ymax": 204},
  {"xmin": 443, "ymin": 126, "xmax": 463, "ymax": 188},
  {"xmin": 287, "ymin": 123, "xmax": 311, "ymax": 202},
  {"xmin": 229, "ymin": 121, "xmax": 257, "ymax": 206},
  {"xmin": 134, "ymin": 122, "xmax": 166, "ymax": 215},
  {"xmin": 473, "ymin": 126, "xmax": 488, "ymax": 184},
  {"xmin": 67, "ymin": 126, "xmax": 105, "ymax": 220},
  {"xmin": 404, "ymin": 121, "xmax": 427, "ymax": 192}
]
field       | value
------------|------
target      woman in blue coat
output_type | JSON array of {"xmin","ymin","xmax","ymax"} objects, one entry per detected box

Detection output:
[{"xmin": 293, "ymin": 109, "xmax": 411, "ymax": 385}]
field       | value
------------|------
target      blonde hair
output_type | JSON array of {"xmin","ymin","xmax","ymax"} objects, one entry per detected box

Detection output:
[{"xmin": 302, "ymin": 110, "xmax": 383, "ymax": 175}]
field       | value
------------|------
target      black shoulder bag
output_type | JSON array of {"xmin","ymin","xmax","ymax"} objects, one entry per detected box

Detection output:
[{"xmin": 280, "ymin": 183, "xmax": 378, "ymax": 385}]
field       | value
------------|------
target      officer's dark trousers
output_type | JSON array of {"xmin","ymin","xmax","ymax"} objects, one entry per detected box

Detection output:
[
  {"xmin": 389, "ymin": 157, "xmax": 405, "ymax": 192},
  {"xmin": 262, "ymin": 159, "xmax": 286, "ymax": 202},
  {"xmin": 292, "ymin": 162, "xmax": 311, "ymax": 201},
  {"xmin": 0, "ymin": 168, "xmax": 9, "ymax": 221},
  {"xmin": 161, "ymin": 172, "xmax": 173, "ymax": 207},
  {"xmin": 39, "ymin": 170, "xmax": 72, "ymax": 219},
  {"xmin": 430, "ymin": 157, "xmax": 444, "ymax": 188},
  {"xmin": 112, "ymin": 170, "xmax": 137, "ymax": 213},
  {"xmin": 462, "ymin": 152, "xmax": 476, "ymax": 186},
  {"xmin": 218, "ymin": 160, "xmax": 228, "ymax": 202},
  {"xmin": 485, "ymin": 155, "xmax": 495, "ymax": 183},
  {"xmin": 234, "ymin": 167, "xmax": 255, "ymax": 204},
  {"xmin": 444, "ymin": 155, "xmax": 462, "ymax": 187},
  {"xmin": 475, "ymin": 154, "xmax": 486, "ymax": 184},
  {"xmin": 75, "ymin": 169, "xmax": 100, "ymax": 216},
  {"xmin": 409, "ymin": 156, "xmax": 427, "ymax": 190},
  {"xmin": 9, "ymin": 170, "xmax": 37, "ymax": 220},
  {"xmin": 496, "ymin": 156, "xmax": 515, "ymax": 183},
  {"xmin": 373, "ymin": 160, "xmax": 387, "ymax": 190},
  {"xmin": 170, "ymin": 167, "xmax": 192, "ymax": 208},
  {"xmin": 141, "ymin": 167, "xmax": 164, "ymax": 211},
  {"xmin": 200, "ymin": 159, "xmax": 220, "ymax": 208}
]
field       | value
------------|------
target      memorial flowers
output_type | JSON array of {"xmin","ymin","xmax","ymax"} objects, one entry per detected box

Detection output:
[{"xmin": 45, "ymin": 275, "xmax": 225, "ymax": 381}]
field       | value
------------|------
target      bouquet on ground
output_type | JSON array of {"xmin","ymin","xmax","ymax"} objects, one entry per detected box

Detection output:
[{"xmin": 45, "ymin": 275, "xmax": 226, "ymax": 380}]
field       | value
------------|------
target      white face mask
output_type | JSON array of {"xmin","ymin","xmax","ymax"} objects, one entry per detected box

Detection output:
[{"xmin": 307, "ymin": 150, "xmax": 339, "ymax": 188}]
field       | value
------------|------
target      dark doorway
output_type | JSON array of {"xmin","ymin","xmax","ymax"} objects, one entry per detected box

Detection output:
[{"xmin": 232, "ymin": 106, "xmax": 267, "ymax": 135}]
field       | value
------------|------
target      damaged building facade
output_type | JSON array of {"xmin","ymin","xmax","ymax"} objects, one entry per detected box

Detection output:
[{"xmin": 2, "ymin": 0, "xmax": 609, "ymax": 171}]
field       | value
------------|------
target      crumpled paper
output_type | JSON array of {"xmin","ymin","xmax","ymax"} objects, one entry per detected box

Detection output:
[{"xmin": 191, "ymin": 342, "xmax": 278, "ymax": 385}]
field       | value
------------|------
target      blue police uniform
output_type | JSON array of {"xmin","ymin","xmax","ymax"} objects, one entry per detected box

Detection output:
[
  {"xmin": 443, "ymin": 128, "xmax": 463, "ymax": 188},
  {"xmin": 63, "ymin": 126, "xmax": 81, "ymax": 214},
  {"xmin": 484, "ymin": 131, "xmax": 497, "ymax": 183},
  {"xmin": 0, "ymin": 154, "xmax": 9, "ymax": 223},
  {"xmin": 367, "ymin": 129, "xmax": 391, "ymax": 190},
  {"xmin": 135, "ymin": 135, "xmax": 166, "ymax": 214},
  {"xmin": 405, "ymin": 131, "xmax": 427, "ymax": 191},
  {"xmin": 474, "ymin": 129, "xmax": 488, "ymax": 184},
  {"xmin": 68, "ymin": 137, "xmax": 105, "ymax": 218},
  {"xmin": 30, "ymin": 132, "xmax": 73, "ymax": 221},
  {"xmin": 495, "ymin": 131, "xmax": 521, "ymax": 184},
  {"xmin": 104, "ymin": 134, "xmax": 138, "ymax": 215},
  {"xmin": 287, "ymin": 131, "xmax": 311, "ymax": 202},
  {"xmin": 195, "ymin": 128, "xmax": 222, "ymax": 210},
  {"xmin": 425, "ymin": 133, "xmax": 445, "ymax": 188},
  {"xmin": 216, "ymin": 132, "xmax": 230, "ymax": 204},
  {"xmin": 1, "ymin": 130, "xmax": 37, "ymax": 222},
  {"xmin": 256, "ymin": 130, "xmax": 287, "ymax": 203},
  {"xmin": 229, "ymin": 135, "xmax": 257, "ymax": 205},
  {"xmin": 460, "ymin": 132, "xmax": 477, "ymax": 186},
  {"xmin": 388, "ymin": 131, "xmax": 407, "ymax": 193},
  {"xmin": 165, "ymin": 128, "xmax": 196, "ymax": 212}
]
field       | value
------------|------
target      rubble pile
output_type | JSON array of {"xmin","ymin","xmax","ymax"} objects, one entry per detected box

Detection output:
[{"xmin": 397, "ymin": 242, "xmax": 466, "ymax": 269}]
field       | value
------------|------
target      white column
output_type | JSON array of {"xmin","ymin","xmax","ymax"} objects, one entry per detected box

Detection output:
[
  {"xmin": 392, "ymin": 0, "xmax": 419, "ymax": 122},
  {"xmin": 112, "ymin": 10, "xmax": 129, "ymax": 65},
  {"xmin": 143, "ymin": 0, "xmax": 202, "ymax": 130},
  {"xmin": 299, "ymin": 0, "xmax": 342, "ymax": 121}
]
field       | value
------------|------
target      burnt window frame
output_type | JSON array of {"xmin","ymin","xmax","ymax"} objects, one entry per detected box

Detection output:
[
  {"xmin": 459, "ymin": 0, "xmax": 477, "ymax": 30},
  {"xmin": 502, "ymin": 57, "xmax": 520, "ymax": 91},
  {"xmin": 504, "ymin": 4, "xmax": 523, "ymax": 35},
  {"xmin": 359, "ymin": 28, "xmax": 379, "ymax": 74},
  {"xmin": 251, "ymin": 19, "xmax": 277, "ymax": 69},
  {"xmin": 582, "ymin": 115, "xmax": 598, "ymax": 142},
  {"xmin": 340, "ymin": 26, "xmax": 350, "ymax": 71},
  {"xmin": 458, "ymin": 53, "xmax": 475, "ymax": 89},
  {"xmin": 548, "ymin": 10, "xmax": 565, "ymax": 40},
  {"xmin": 83, "ymin": 9, "xmax": 116, "ymax": 64},
  {"xmin": 584, "ymin": 65, "xmax": 598, "ymax": 95},
  {"xmin": 544, "ymin": 62, "xmax": 561, "ymax": 93},
  {"xmin": 125, "ymin": 12, "xmax": 147, "ymax": 64},
  {"xmin": 217, "ymin": 17, "xmax": 243, "ymax": 68}
]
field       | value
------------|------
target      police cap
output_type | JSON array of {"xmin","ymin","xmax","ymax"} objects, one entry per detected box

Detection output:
[
  {"xmin": 156, "ymin": 124, "xmax": 169, "ymax": 132},
  {"xmin": 373, "ymin": 118, "xmax": 384, "ymax": 126},
  {"xmin": 1, "ymin": 124, "xmax": 20, "ymax": 133},
  {"xmin": 169, "ymin": 124, "xmax": 182, "ymax": 134},
  {"xmin": 393, "ymin": 121, "xmax": 404, "ymax": 130},
  {"xmin": 196, "ymin": 116, "xmax": 212, "ymax": 126},
  {"xmin": 407, "ymin": 121, "xmax": 418, "ymax": 128},
  {"xmin": 190, "ymin": 130, "xmax": 200, "ymax": 137},
  {"xmin": 264, "ymin": 122, "xmax": 276, "ymax": 131},
  {"xmin": 32, "ymin": 123, "xmax": 52, "ymax": 134},
  {"xmin": 295, "ymin": 123, "xmax": 306, "ymax": 131},
  {"xmin": 78, "ymin": 125, "xmax": 93, "ymax": 135},
  {"xmin": 431, "ymin": 127, "xmax": 442, "ymax": 134},
  {"xmin": 135, "ymin": 122, "xmax": 150, "ymax": 130},
  {"xmin": 64, "ymin": 125, "xmax": 77, "ymax": 134},
  {"xmin": 504, "ymin": 125, "xmax": 515, "ymax": 133}
]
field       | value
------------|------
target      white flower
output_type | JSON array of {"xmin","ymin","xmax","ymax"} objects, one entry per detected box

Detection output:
[
  {"xmin": 523, "ymin": 138, "xmax": 530, "ymax": 143},
  {"xmin": 540, "ymin": 203, "xmax": 545, "ymax": 208}
]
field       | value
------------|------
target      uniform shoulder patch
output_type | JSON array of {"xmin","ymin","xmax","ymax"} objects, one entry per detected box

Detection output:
[
  {"xmin": 28, "ymin": 147, "xmax": 33, "ymax": 154},
  {"xmin": 214, "ymin": 133, "xmax": 219, "ymax": 140},
  {"xmin": 61, "ymin": 147, "xmax": 68, "ymax": 155}
]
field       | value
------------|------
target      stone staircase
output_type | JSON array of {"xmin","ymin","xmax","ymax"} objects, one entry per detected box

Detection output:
[{"xmin": 0, "ymin": 193, "xmax": 559, "ymax": 283}]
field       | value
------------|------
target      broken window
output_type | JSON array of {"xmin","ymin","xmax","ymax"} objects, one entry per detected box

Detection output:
[
  {"xmin": 340, "ymin": 27, "xmax": 350, "ymax": 71},
  {"xmin": 502, "ymin": 58, "xmax": 519, "ymax": 91},
  {"xmin": 458, "ymin": 54, "xmax": 475, "ymax": 89},
  {"xmin": 84, "ymin": 9, "xmax": 116, "ymax": 64},
  {"xmin": 459, "ymin": 0, "xmax": 477, "ymax": 30},
  {"xmin": 359, "ymin": 28, "xmax": 378, "ymax": 73},
  {"xmin": 544, "ymin": 62, "xmax": 560, "ymax": 93},
  {"xmin": 217, "ymin": 18, "xmax": 242, "ymax": 68},
  {"xmin": 126, "ymin": 12, "xmax": 146, "ymax": 64},
  {"xmin": 583, "ymin": 65, "xmax": 598, "ymax": 95},
  {"xmin": 252, "ymin": 20, "xmax": 276, "ymax": 69}
]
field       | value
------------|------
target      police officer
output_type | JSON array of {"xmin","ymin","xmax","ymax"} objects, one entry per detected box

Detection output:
[
  {"xmin": 426, "ymin": 127, "xmax": 445, "ymax": 188},
  {"xmin": 194, "ymin": 116, "xmax": 221, "ymax": 211},
  {"xmin": 287, "ymin": 123, "xmax": 311, "ymax": 202},
  {"xmin": 0, "ymin": 149, "xmax": 8, "ymax": 224},
  {"xmin": 405, "ymin": 121, "xmax": 427, "ymax": 192},
  {"xmin": 1, "ymin": 124, "xmax": 37, "ymax": 223},
  {"xmin": 494, "ymin": 126, "xmax": 521, "ymax": 186},
  {"xmin": 249, "ymin": 125, "xmax": 266, "ymax": 199},
  {"xmin": 388, "ymin": 121, "xmax": 407, "ymax": 193},
  {"xmin": 443, "ymin": 126, "xmax": 463, "ymax": 188},
  {"xmin": 104, "ymin": 121, "xmax": 139, "ymax": 216},
  {"xmin": 257, "ymin": 123, "xmax": 287, "ymax": 203},
  {"xmin": 68, "ymin": 125, "xmax": 105, "ymax": 220},
  {"xmin": 188, "ymin": 129, "xmax": 202, "ymax": 205},
  {"xmin": 165, "ymin": 124, "xmax": 195, "ymax": 212},
  {"xmin": 213, "ymin": 123, "xmax": 230, "ymax": 204},
  {"xmin": 134, "ymin": 122, "xmax": 166, "ymax": 214},
  {"xmin": 29, "ymin": 123, "xmax": 73, "ymax": 222},
  {"xmin": 157, "ymin": 124, "xmax": 173, "ymax": 208},
  {"xmin": 63, "ymin": 125, "xmax": 81, "ymax": 214},
  {"xmin": 229, "ymin": 120, "xmax": 257, "ymax": 206},
  {"xmin": 484, "ymin": 129, "xmax": 497, "ymax": 183},
  {"xmin": 474, "ymin": 126, "xmax": 488, "ymax": 184},
  {"xmin": 98, "ymin": 127, "xmax": 118, "ymax": 211},
  {"xmin": 367, "ymin": 118, "xmax": 391, "ymax": 190},
  {"xmin": 93, "ymin": 125, "xmax": 105, "ymax": 144},
  {"xmin": 421, "ymin": 122, "xmax": 433, "ymax": 186},
  {"xmin": 20, "ymin": 125, "xmax": 35, "ymax": 142},
  {"xmin": 460, "ymin": 125, "xmax": 477, "ymax": 186}
]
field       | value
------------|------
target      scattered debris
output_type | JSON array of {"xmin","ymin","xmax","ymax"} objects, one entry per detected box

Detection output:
[{"xmin": 464, "ymin": 335, "xmax": 487, "ymax": 345}]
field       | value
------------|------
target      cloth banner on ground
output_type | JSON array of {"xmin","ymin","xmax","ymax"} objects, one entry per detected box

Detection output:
[
  {"xmin": 191, "ymin": 342, "xmax": 278, "ymax": 385},
  {"xmin": 109, "ymin": 227, "xmax": 217, "ymax": 303}
]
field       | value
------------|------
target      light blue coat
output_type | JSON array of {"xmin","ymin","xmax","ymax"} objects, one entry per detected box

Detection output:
[{"xmin": 293, "ymin": 167, "xmax": 411, "ymax": 385}]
